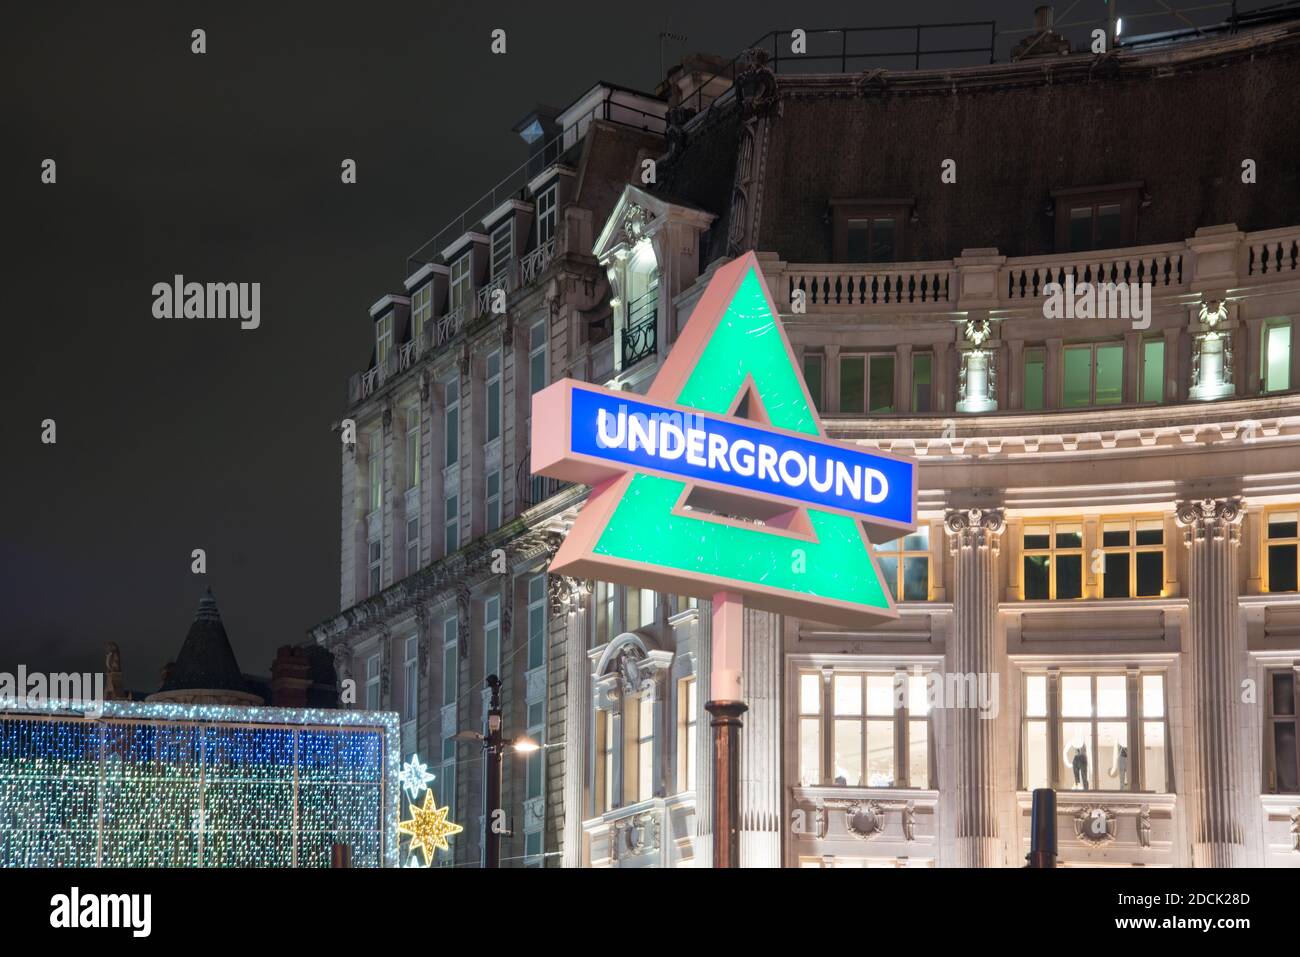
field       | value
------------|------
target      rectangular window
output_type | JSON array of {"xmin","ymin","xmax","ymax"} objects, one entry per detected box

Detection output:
[
  {"xmin": 403, "ymin": 635, "xmax": 419, "ymax": 724},
  {"xmin": 911, "ymin": 352, "xmax": 933, "ymax": 412},
  {"xmin": 798, "ymin": 672, "xmax": 822, "ymax": 786},
  {"xmin": 601, "ymin": 709, "xmax": 615, "ymax": 812},
  {"xmin": 525, "ymin": 750, "xmax": 544, "ymax": 802},
  {"xmin": 1023, "ymin": 675, "xmax": 1050, "ymax": 790},
  {"xmin": 1100, "ymin": 517, "xmax": 1165, "ymax": 598},
  {"xmin": 636, "ymin": 588, "xmax": 655, "ymax": 629},
  {"xmin": 406, "ymin": 515, "xmax": 420, "ymax": 575},
  {"xmin": 1268, "ymin": 671, "xmax": 1298, "ymax": 793},
  {"xmin": 486, "ymin": 350, "xmax": 501, "ymax": 443},
  {"xmin": 490, "ymin": 220, "xmax": 512, "ymax": 281},
  {"xmin": 1263, "ymin": 320, "xmax": 1292, "ymax": 393},
  {"xmin": 594, "ymin": 581, "xmax": 616, "ymax": 643},
  {"xmin": 405, "ymin": 404, "xmax": 420, "ymax": 490},
  {"xmin": 803, "ymin": 353, "xmax": 824, "ymax": 412},
  {"xmin": 1063, "ymin": 342, "xmax": 1123, "ymax": 407},
  {"xmin": 874, "ymin": 525, "xmax": 930, "ymax": 602},
  {"xmin": 845, "ymin": 217, "xmax": 897, "ymax": 263},
  {"xmin": 438, "ymin": 740, "xmax": 456, "ymax": 826},
  {"xmin": 1266, "ymin": 509, "xmax": 1299, "ymax": 593},
  {"xmin": 536, "ymin": 184, "xmax": 558, "ymax": 247},
  {"xmin": 375, "ymin": 313, "xmax": 393, "ymax": 366},
  {"xmin": 1067, "ymin": 202, "xmax": 1124, "ymax": 252},
  {"xmin": 680, "ymin": 676, "xmax": 697, "ymax": 792},
  {"xmin": 443, "ymin": 378, "xmax": 460, "ymax": 469},
  {"xmin": 484, "ymin": 596, "xmax": 500, "ymax": 679},
  {"xmin": 805, "ymin": 670, "xmax": 927, "ymax": 789},
  {"xmin": 442, "ymin": 617, "xmax": 458, "ymax": 705},
  {"xmin": 367, "ymin": 434, "xmax": 383, "ymax": 514},
  {"xmin": 365, "ymin": 653, "xmax": 381, "ymax": 711},
  {"xmin": 485, "ymin": 469, "xmax": 501, "ymax": 532},
  {"xmin": 449, "ymin": 253, "xmax": 472, "ymax": 314},
  {"xmin": 636, "ymin": 694, "xmax": 655, "ymax": 803},
  {"xmin": 411, "ymin": 283, "xmax": 432, "ymax": 345},
  {"xmin": 1022, "ymin": 521, "xmax": 1084, "ymax": 600},
  {"xmin": 528, "ymin": 321, "xmax": 547, "ymax": 396},
  {"xmin": 367, "ymin": 539, "xmax": 382, "ymax": 596},
  {"xmin": 527, "ymin": 574, "xmax": 546, "ymax": 671},
  {"xmin": 1141, "ymin": 339, "xmax": 1165, "ymax": 404},
  {"xmin": 443, "ymin": 494, "xmax": 459, "ymax": 554},
  {"xmin": 1023, "ymin": 347, "xmax": 1045, "ymax": 410},
  {"xmin": 839, "ymin": 353, "xmax": 895, "ymax": 414}
]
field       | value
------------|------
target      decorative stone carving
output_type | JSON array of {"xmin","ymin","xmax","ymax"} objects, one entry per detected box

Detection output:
[
  {"xmin": 1189, "ymin": 299, "xmax": 1235, "ymax": 399},
  {"xmin": 332, "ymin": 645, "xmax": 353, "ymax": 694},
  {"xmin": 612, "ymin": 811, "xmax": 660, "ymax": 860},
  {"xmin": 902, "ymin": 802, "xmax": 916, "ymax": 842},
  {"xmin": 1175, "ymin": 497, "xmax": 1243, "ymax": 543},
  {"xmin": 1074, "ymin": 806, "xmax": 1118, "ymax": 845},
  {"xmin": 1138, "ymin": 805, "xmax": 1152, "ymax": 848},
  {"xmin": 548, "ymin": 574, "xmax": 589, "ymax": 617},
  {"xmin": 382, "ymin": 401, "xmax": 393, "ymax": 430},
  {"xmin": 957, "ymin": 320, "xmax": 997, "ymax": 413},
  {"xmin": 734, "ymin": 47, "xmax": 777, "ymax": 117},
  {"xmin": 620, "ymin": 203, "xmax": 651, "ymax": 246},
  {"xmin": 944, "ymin": 508, "xmax": 1005, "ymax": 550},
  {"xmin": 660, "ymin": 105, "xmax": 694, "ymax": 167},
  {"xmin": 844, "ymin": 802, "xmax": 887, "ymax": 840},
  {"xmin": 1290, "ymin": 808, "xmax": 1300, "ymax": 852},
  {"xmin": 455, "ymin": 583, "xmax": 472, "ymax": 653},
  {"xmin": 415, "ymin": 605, "xmax": 432, "ymax": 677},
  {"xmin": 418, "ymin": 372, "xmax": 429, "ymax": 403}
]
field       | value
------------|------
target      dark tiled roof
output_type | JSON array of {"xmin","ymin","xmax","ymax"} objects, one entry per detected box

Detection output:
[{"xmin": 157, "ymin": 588, "xmax": 253, "ymax": 695}]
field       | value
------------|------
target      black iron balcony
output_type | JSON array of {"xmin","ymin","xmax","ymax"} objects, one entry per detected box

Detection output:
[{"xmin": 621, "ymin": 289, "xmax": 658, "ymax": 369}]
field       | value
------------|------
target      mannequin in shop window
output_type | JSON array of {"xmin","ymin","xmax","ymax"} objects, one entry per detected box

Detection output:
[
  {"xmin": 1064, "ymin": 739, "xmax": 1089, "ymax": 789},
  {"xmin": 1110, "ymin": 741, "xmax": 1129, "ymax": 789}
]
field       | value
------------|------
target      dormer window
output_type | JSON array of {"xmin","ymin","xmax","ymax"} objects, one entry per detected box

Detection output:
[
  {"xmin": 449, "ymin": 252, "xmax": 472, "ymax": 314},
  {"xmin": 1052, "ymin": 184, "xmax": 1141, "ymax": 253},
  {"xmin": 490, "ymin": 221, "xmax": 513, "ymax": 281},
  {"xmin": 536, "ymin": 184, "xmax": 558, "ymax": 248},
  {"xmin": 831, "ymin": 200, "xmax": 912, "ymax": 264},
  {"xmin": 410, "ymin": 283, "xmax": 432, "ymax": 345},
  {"xmin": 375, "ymin": 312, "xmax": 393, "ymax": 366}
]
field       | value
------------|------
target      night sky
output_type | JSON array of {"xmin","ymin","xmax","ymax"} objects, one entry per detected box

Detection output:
[{"xmin": 3, "ymin": 1, "xmax": 1257, "ymax": 693}]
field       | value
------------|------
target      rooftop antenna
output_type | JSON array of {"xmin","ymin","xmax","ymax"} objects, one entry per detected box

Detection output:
[{"xmin": 659, "ymin": 16, "xmax": 689, "ymax": 82}]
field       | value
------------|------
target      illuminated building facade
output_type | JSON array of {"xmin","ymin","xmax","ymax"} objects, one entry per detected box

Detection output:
[{"xmin": 315, "ymin": 13, "xmax": 1300, "ymax": 866}]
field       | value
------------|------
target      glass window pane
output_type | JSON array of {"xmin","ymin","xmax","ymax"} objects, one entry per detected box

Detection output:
[
  {"xmin": 902, "ymin": 526, "xmax": 929, "ymax": 552},
  {"xmin": 1273, "ymin": 723, "xmax": 1298, "ymax": 792},
  {"xmin": 1063, "ymin": 346, "xmax": 1093, "ymax": 407},
  {"xmin": 845, "ymin": 220, "xmax": 870, "ymax": 262},
  {"xmin": 1062, "ymin": 722, "xmax": 1092, "ymax": 789},
  {"xmin": 1061, "ymin": 677, "xmax": 1093, "ymax": 717},
  {"xmin": 1024, "ymin": 555, "xmax": 1049, "ymax": 600},
  {"xmin": 866, "ymin": 721, "xmax": 894, "ymax": 786},
  {"xmin": 1267, "ymin": 512, "xmax": 1297, "ymax": 539},
  {"xmin": 1055, "ymin": 524, "xmax": 1083, "ymax": 549},
  {"xmin": 1136, "ymin": 552, "xmax": 1163, "ymax": 597},
  {"xmin": 1097, "ymin": 721, "xmax": 1129, "ymax": 789},
  {"xmin": 1269, "ymin": 544, "xmax": 1298, "ymax": 592},
  {"xmin": 1103, "ymin": 552, "xmax": 1130, "ymax": 598},
  {"xmin": 876, "ymin": 554, "xmax": 899, "ymax": 601},
  {"xmin": 902, "ymin": 556, "xmax": 929, "ymax": 601},
  {"xmin": 907, "ymin": 675, "xmax": 929, "ymax": 715},
  {"xmin": 866, "ymin": 675, "xmax": 894, "ymax": 716},
  {"xmin": 800, "ymin": 673, "xmax": 822, "ymax": 714},
  {"xmin": 1068, "ymin": 206, "xmax": 1093, "ymax": 252},
  {"xmin": 1102, "ymin": 522, "xmax": 1130, "ymax": 547},
  {"xmin": 1095, "ymin": 344, "xmax": 1124, "ymax": 405},
  {"xmin": 833, "ymin": 720, "xmax": 862, "ymax": 786},
  {"xmin": 871, "ymin": 217, "xmax": 895, "ymax": 262},
  {"xmin": 1142, "ymin": 339, "xmax": 1165, "ymax": 403},
  {"xmin": 1135, "ymin": 520, "xmax": 1164, "ymax": 546},
  {"xmin": 868, "ymin": 355, "xmax": 895, "ymax": 413},
  {"xmin": 1025, "ymin": 675, "xmax": 1048, "ymax": 717},
  {"xmin": 908, "ymin": 721, "xmax": 928, "ymax": 789},
  {"xmin": 799, "ymin": 717, "xmax": 821, "ymax": 786},
  {"xmin": 803, "ymin": 355, "xmax": 824, "ymax": 412},
  {"xmin": 1097, "ymin": 676, "xmax": 1127, "ymax": 717},
  {"xmin": 1024, "ymin": 525, "xmax": 1051, "ymax": 550},
  {"xmin": 1144, "ymin": 722, "xmax": 1167, "ymax": 792},
  {"xmin": 839, "ymin": 356, "xmax": 865, "ymax": 414},
  {"xmin": 1273, "ymin": 673, "xmax": 1296, "ymax": 716},
  {"xmin": 1023, "ymin": 348, "xmax": 1045, "ymax": 410},
  {"xmin": 911, "ymin": 353, "xmax": 932, "ymax": 412},
  {"xmin": 1096, "ymin": 204, "xmax": 1122, "ymax": 248},
  {"xmin": 1264, "ymin": 323, "xmax": 1291, "ymax": 392},
  {"xmin": 1026, "ymin": 719, "xmax": 1048, "ymax": 789},
  {"xmin": 1142, "ymin": 675, "xmax": 1165, "ymax": 718},
  {"xmin": 1056, "ymin": 554, "xmax": 1083, "ymax": 599},
  {"xmin": 834, "ymin": 675, "xmax": 862, "ymax": 716}
]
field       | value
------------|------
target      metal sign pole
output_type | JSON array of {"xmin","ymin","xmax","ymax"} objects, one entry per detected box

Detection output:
[{"xmin": 705, "ymin": 590, "xmax": 747, "ymax": 868}]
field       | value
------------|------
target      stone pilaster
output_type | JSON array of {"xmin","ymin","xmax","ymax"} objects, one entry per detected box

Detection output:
[
  {"xmin": 1176, "ymin": 497, "xmax": 1247, "ymax": 867},
  {"xmin": 944, "ymin": 507, "xmax": 1004, "ymax": 867},
  {"xmin": 739, "ymin": 608, "xmax": 782, "ymax": 867},
  {"xmin": 552, "ymin": 576, "xmax": 589, "ymax": 868},
  {"xmin": 695, "ymin": 599, "xmax": 713, "ymax": 863}
]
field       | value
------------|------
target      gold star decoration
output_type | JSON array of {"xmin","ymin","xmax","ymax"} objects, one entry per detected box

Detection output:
[{"xmin": 398, "ymin": 791, "xmax": 464, "ymax": 865}]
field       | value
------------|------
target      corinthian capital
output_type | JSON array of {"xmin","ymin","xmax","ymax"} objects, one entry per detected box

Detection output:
[
  {"xmin": 1175, "ymin": 497, "xmax": 1243, "ymax": 544},
  {"xmin": 944, "ymin": 508, "xmax": 1004, "ymax": 551}
]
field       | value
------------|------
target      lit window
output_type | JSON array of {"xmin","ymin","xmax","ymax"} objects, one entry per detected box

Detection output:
[
  {"xmin": 1022, "ymin": 521, "xmax": 1083, "ymax": 600},
  {"xmin": 1262, "ymin": 320, "xmax": 1292, "ymax": 393},
  {"xmin": 490, "ymin": 220, "xmax": 512, "ymax": 281},
  {"xmin": 443, "ymin": 378, "xmax": 460, "ymax": 469},
  {"xmin": 798, "ymin": 672, "xmax": 822, "ymax": 786},
  {"xmin": 1063, "ymin": 342, "xmax": 1123, "ymax": 407},
  {"xmin": 803, "ymin": 353, "xmax": 824, "ymax": 412},
  {"xmin": 679, "ymin": 676, "xmax": 697, "ymax": 792},
  {"xmin": 874, "ymin": 526, "xmax": 930, "ymax": 602},
  {"xmin": 1141, "ymin": 338, "xmax": 1165, "ymax": 404},
  {"xmin": 1023, "ymin": 672, "xmax": 1168, "ymax": 793},
  {"xmin": 636, "ymin": 694, "xmax": 655, "ymax": 802},
  {"xmin": 449, "ymin": 252, "xmax": 472, "ymax": 314},
  {"xmin": 443, "ymin": 495, "xmax": 459, "ymax": 555},
  {"xmin": 1100, "ymin": 517, "xmax": 1165, "ymax": 598},
  {"xmin": 375, "ymin": 313, "xmax": 393, "ymax": 366},
  {"xmin": 365, "ymin": 653, "xmax": 381, "ymax": 711},
  {"xmin": 1023, "ymin": 347, "xmax": 1046, "ymax": 410},
  {"xmin": 594, "ymin": 581, "xmax": 616, "ymax": 643},
  {"xmin": 527, "ymin": 574, "xmax": 546, "ymax": 671},
  {"xmin": 536, "ymin": 185, "xmax": 558, "ymax": 248},
  {"xmin": 485, "ymin": 469, "xmax": 501, "ymax": 532},
  {"xmin": 410, "ymin": 283, "xmax": 432, "ymax": 345},
  {"xmin": 839, "ymin": 353, "xmax": 895, "ymax": 414},
  {"xmin": 484, "ymin": 596, "xmax": 500, "ymax": 679},
  {"xmin": 1267, "ymin": 671, "xmax": 1298, "ymax": 793},
  {"xmin": 486, "ymin": 350, "xmax": 501, "ymax": 443},
  {"xmin": 1266, "ymin": 509, "xmax": 1298, "ymax": 592}
]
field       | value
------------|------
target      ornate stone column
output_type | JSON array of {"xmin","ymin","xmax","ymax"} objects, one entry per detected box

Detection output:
[
  {"xmin": 739, "ymin": 608, "xmax": 782, "ymax": 867},
  {"xmin": 944, "ymin": 508, "xmax": 1004, "ymax": 867},
  {"xmin": 553, "ymin": 576, "xmax": 590, "ymax": 868},
  {"xmin": 1176, "ymin": 497, "xmax": 1247, "ymax": 867}
]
